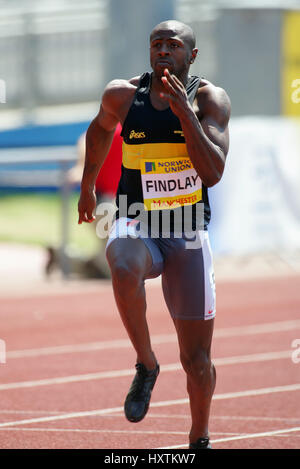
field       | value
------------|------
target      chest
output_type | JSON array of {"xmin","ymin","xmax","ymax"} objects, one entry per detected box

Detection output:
[{"xmin": 123, "ymin": 93, "xmax": 185, "ymax": 145}]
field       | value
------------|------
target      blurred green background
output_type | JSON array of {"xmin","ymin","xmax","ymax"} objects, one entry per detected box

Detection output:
[{"xmin": 0, "ymin": 191, "xmax": 97, "ymax": 255}]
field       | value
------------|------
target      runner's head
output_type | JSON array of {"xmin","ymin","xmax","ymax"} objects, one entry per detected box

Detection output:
[{"xmin": 150, "ymin": 20, "xmax": 198, "ymax": 80}]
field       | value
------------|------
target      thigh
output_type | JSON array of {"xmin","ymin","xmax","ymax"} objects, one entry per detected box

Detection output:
[
  {"xmin": 106, "ymin": 236, "xmax": 152, "ymax": 275},
  {"xmin": 161, "ymin": 232, "xmax": 216, "ymax": 320},
  {"xmin": 106, "ymin": 218, "xmax": 163, "ymax": 279}
]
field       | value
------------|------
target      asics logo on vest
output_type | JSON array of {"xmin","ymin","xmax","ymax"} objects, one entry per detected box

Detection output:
[
  {"xmin": 129, "ymin": 130, "xmax": 146, "ymax": 140},
  {"xmin": 174, "ymin": 130, "xmax": 184, "ymax": 137}
]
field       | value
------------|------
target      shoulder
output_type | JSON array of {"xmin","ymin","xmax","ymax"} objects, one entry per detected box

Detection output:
[
  {"xmin": 196, "ymin": 79, "xmax": 231, "ymax": 124},
  {"xmin": 93, "ymin": 75, "xmax": 142, "ymax": 130},
  {"xmin": 102, "ymin": 77, "xmax": 140, "ymax": 107},
  {"xmin": 100, "ymin": 77, "xmax": 139, "ymax": 123},
  {"xmin": 100, "ymin": 76, "xmax": 141, "ymax": 122}
]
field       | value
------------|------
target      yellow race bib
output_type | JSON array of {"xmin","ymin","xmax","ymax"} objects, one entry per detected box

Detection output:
[{"xmin": 140, "ymin": 157, "xmax": 202, "ymax": 211}]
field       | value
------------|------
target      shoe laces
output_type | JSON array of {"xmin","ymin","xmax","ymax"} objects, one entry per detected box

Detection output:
[
  {"xmin": 135, "ymin": 362, "xmax": 148, "ymax": 375},
  {"xmin": 130, "ymin": 363, "xmax": 158, "ymax": 398},
  {"xmin": 129, "ymin": 364, "xmax": 148, "ymax": 398}
]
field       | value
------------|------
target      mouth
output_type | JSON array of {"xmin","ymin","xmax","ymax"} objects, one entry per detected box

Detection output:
[{"xmin": 156, "ymin": 60, "xmax": 172, "ymax": 67}]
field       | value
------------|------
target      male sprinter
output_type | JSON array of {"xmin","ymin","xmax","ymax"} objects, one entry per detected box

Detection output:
[{"xmin": 78, "ymin": 20, "xmax": 230, "ymax": 449}]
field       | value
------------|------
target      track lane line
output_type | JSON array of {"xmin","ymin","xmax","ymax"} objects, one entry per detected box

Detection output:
[
  {"xmin": 6, "ymin": 334, "xmax": 175, "ymax": 359},
  {"xmin": 1, "ymin": 411, "xmax": 300, "ymax": 425},
  {"xmin": 0, "ymin": 427, "xmax": 188, "ymax": 436},
  {"xmin": 158, "ymin": 426, "xmax": 300, "ymax": 449},
  {"xmin": 0, "ymin": 427, "xmax": 240, "ymax": 436},
  {"xmin": 6, "ymin": 319, "xmax": 300, "ymax": 359},
  {"xmin": 0, "ymin": 349, "xmax": 294, "ymax": 391},
  {"xmin": 0, "ymin": 382, "xmax": 299, "ymax": 429}
]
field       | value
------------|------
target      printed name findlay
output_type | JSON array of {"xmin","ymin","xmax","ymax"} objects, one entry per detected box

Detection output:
[
  {"xmin": 145, "ymin": 174, "xmax": 199, "ymax": 193},
  {"xmin": 103, "ymin": 452, "xmax": 197, "ymax": 465}
]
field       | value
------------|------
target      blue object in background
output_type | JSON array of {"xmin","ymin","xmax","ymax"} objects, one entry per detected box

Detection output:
[{"xmin": 0, "ymin": 121, "xmax": 90, "ymax": 148}]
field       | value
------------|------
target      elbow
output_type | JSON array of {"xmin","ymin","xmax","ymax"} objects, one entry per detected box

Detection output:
[
  {"xmin": 205, "ymin": 178, "xmax": 221, "ymax": 188},
  {"xmin": 205, "ymin": 180, "xmax": 217, "ymax": 188},
  {"xmin": 205, "ymin": 156, "xmax": 226, "ymax": 187},
  {"xmin": 196, "ymin": 149, "xmax": 226, "ymax": 187},
  {"xmin": 203, "ymin": 170, "xmax": 223, "ymax": 188}
]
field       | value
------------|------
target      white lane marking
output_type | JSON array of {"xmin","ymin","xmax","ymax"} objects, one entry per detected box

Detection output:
[
  {"xmin": 146, "ymin": 414, "xmax": 300, "ymax": 424},
  {"xmin": 0, "ymin": 368, "xmax": 135, "ymax": 391},
  {"xmin": 213, "ymin": 383, "xmax": 300, "ymax": 401},
  {"xmin": 1, "ymin": 411, "xmax": 300, "ymax": 425},
  {"xmin": 215, "ymin": 319, "xmax": 300, "ymax": 338},
  {"xmin": 212, "ymin": 415, "xmax": 300, "ymax": 423},
  {"xmin": 6, "ymin": 335, "xmax": 175, "ymax": 359},
  {"xmin": 0, "ymin": 382, "xmax": 299, "ymax": 429},
  {"xmin": 158, "ymin": 426, "xmax": 300, "ymax": 449},
  {"xmin": 6, "ymin": 319, "xmax": 300, "ymax": 359},
  {"xmin": 0, "ymin": 405, "xmax": 124, "ymax": 429},
  {"xmin": 0, "ymin": 427, "xmax": 187, "ymax": 436},
  {"xmin": 0, "ymin": 410, "xmax": 67, "ymax": 415},
  {"xmin": 144, "ymin": 383, "xmax": 300, "ymax": 409},
  {"xmin": 0, "ymin": 349, "xmax": 293, "ymax": 391},
  {"xmin": 0, "ymin": 427, "xmax": 240, "ymax": 437}
]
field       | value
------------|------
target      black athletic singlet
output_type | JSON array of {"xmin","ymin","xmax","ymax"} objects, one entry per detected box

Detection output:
[{"xmin": 116, "ymin": 72, "xmax": 211, "ymax": 234}]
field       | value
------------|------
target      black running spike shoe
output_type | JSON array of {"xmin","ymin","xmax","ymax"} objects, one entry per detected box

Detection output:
[
  {"xmin": 124, "ymin": 362, "xmax": 160, "ymax": 423},
  {"xmin": 189, "ymin": 437, "xmax": 212, "ymax": 449}
]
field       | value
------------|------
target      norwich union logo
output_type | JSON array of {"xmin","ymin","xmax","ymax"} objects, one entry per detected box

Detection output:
[{"xmin": 145, "ymin": 162, "xmax": 156, "ymax": 172}]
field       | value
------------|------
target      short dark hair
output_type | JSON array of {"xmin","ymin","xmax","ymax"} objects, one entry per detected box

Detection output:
[{"xmin": 150, "ymin": 20, "xmax": 196, "ymax": 51}]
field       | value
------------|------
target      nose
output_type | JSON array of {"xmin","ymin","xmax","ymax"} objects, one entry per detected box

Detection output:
[{"xmin": 158, "ymin": 44, "xmax": 170, "ymax": 56}]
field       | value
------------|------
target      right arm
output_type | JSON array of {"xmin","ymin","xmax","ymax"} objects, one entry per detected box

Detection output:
[{"xmin": 78, "ymin": 80, "xmax": 129, "ymax": 224}]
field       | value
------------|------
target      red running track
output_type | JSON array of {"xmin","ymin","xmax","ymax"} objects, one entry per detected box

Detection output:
[{"xmin": 0, "ymin": 275, "xmax": 300, "ymax": 449}]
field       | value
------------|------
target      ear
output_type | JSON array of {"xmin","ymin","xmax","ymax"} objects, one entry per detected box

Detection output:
[{"xmin": 190, "ymin": 48, "xmax": 198, "ymax": 64}]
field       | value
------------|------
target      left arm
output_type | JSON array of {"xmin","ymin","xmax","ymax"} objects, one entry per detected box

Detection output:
[{"xmin": 161, "ymin": 70, "xmax": 231, "ymax": 187}]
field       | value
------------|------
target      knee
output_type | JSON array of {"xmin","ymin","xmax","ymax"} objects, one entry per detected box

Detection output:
[
  {"xmin": 107, "ymin": 257, "xmax": 144, "ymax": 292},
  {"xmin": 180, "ymin": 350, "xmax": 212, "ymax": 386}
]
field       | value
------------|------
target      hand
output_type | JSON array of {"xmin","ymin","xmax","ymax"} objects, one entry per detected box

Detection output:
[
  {"xmin": 78, "ymin": 188, "xmax": 96, "ymax": 224},
  {"xmin": 160, "ymin": 69, "xmax": 191, "ymax": 117}
]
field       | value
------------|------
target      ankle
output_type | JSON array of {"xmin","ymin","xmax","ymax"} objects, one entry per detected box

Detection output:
[
  {"xmin": 137, "ymin": 352, "xmax": 157, "ymax": 371},
  {"xmin": 189, "ymin": 430, "xmax": 209, "ymax": 445}
]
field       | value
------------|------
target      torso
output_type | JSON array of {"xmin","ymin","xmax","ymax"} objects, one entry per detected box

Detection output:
[
  {"xmin": 115, "ymin": 76, "xmax": 212, "ymax": 126},
  {"xmin": 115, "ymin": 72, "xmax": 211, "ymax": 232}
]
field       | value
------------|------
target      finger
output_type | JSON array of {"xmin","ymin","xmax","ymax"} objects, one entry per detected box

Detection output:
[
  {"xmin": 161, "ymin": 76, "xmax": 177, "ymax": 95},
  {"xmin": 78, "ymin": 210, "xmax": 93, "ymax": 224},
  {"xmin": 78, "ymin": 212, "xmax": 87, "ymax": 224},
  {"xmin": 86, "ymin": 205, "xmax": 96, "ymax": 221},
  {"xmin": 170, "ymin": 73, "xmax": 184, "ymax": 88},
  {"xmin": 84, "ymin": 212, "xmax": 96, "ymax": 223},
  {"xmin": 163, "ymin": 69, "xmax": 184, "ymax": 90},
  {"xmin": 162, "ymin": 69, "xmax": 176, "ymax": 87},
  {"xmin": 159, "ymin": 92, "xmax": 176, "ymax": 101},
  {"xmin": 78, "ymin": 215, "xmax": 95, "ymax": 224}
]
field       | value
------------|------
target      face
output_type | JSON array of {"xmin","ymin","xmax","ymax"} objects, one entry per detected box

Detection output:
[{"xmin": 150, "ymin": 26, "xmax": 197, "ymax": 80}]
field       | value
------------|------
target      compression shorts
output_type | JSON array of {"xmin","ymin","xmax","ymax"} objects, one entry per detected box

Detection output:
[{"xmin": 106, "ymin": 218, "xmax": 216, "ymax": 321}]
